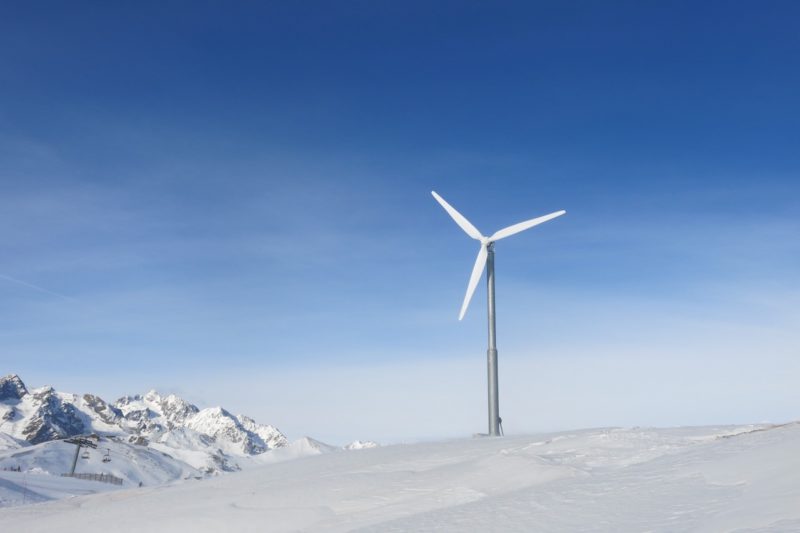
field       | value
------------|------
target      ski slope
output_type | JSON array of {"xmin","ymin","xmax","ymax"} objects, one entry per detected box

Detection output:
[
  {"xmin": 0, "ymin": 470, "xmax": 125, "ymax": 507},
  {"xmin": 2, "ymin": 423, "xmax": 800, "ymax": 532}
]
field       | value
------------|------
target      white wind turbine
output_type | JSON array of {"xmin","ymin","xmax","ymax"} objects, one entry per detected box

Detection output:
[{"xmin": 432, "ymin": 191, "xmax": 565, "ymax": 436}]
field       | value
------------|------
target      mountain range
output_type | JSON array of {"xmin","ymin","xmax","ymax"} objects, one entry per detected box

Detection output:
[{"xmin": 0, "ymin": 373, "xmax": 375, "ymax": 481}]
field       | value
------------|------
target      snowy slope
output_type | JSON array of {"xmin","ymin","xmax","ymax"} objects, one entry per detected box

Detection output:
[
  {"xmin": 0, "ymin": 470, "xmax": 122, "ymax": 507},
  {"xmin": 0, "ymin": 433, "xmax": 347, "ymax": 509},
  {"xmin": 0, "ymin": 436, "xmax": 199, "ymax": 486},
  {"xmin": 0, "ymin": 434, "xmax": 204, "ymax": 507},
  {"xmin": 0, "ymin": 433, "xmax": 25, "ymax": 452},
  {"xmin": 2, "ymin": 423, "xmax": 800, "ymax": 532}
]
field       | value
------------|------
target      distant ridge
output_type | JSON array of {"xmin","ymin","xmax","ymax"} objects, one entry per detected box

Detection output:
[{"xmin": 0, "ymin": 374, "xmax": 288, "ymax": 473}]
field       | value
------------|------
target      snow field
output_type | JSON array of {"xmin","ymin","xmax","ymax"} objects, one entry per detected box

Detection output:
[{"xmin": 2, "ymin": 423, "xmax": 799, "ymax": 532}]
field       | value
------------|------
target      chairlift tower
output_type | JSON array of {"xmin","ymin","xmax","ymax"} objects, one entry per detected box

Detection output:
[{"xmin": 64, "ymin": 437, "xmax": 97, "ymax": 475}]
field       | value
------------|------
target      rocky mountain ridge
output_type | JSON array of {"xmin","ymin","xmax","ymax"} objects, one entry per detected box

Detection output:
[{"xmin": 0, "ymin": 374, "xmax": 288, "ymax": 472}]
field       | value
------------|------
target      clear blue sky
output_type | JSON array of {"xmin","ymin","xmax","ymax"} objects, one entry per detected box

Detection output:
[{"xmin": 1, "ymin": 2, "xmax": 798, "ymax": 443}]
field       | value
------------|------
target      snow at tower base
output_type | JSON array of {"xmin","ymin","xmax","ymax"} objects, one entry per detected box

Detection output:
[{"xmin": 3, "ymin": 376, "xmax": 800, "ymax": 533}]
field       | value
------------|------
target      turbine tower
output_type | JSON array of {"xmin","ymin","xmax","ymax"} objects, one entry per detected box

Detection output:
[{"xmin": 432, "ymin": 191, "xmax": 565, "ymax": 436}]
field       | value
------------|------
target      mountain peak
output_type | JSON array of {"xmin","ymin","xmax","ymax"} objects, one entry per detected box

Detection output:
[
  {"xmin": 345, "ymin": 440, "xmax": 379, "ymax": 450},
  {"xmin": 144, "ymin": 389, "xmax": 162, "ymax": 402},
  {"xmin": 0, "ymin": 374, "xmax": 29, "ymax": 401},
  {"xmin": 293, "ymin": 436, "xmax": 339, "ymax": 454}
]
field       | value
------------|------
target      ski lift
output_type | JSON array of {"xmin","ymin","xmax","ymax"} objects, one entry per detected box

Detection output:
[
  {"xmin": 81, "ymin": 449, "xmax": 90, "ymax": 459},
  {"xmin": 102, "ymin": 449, "xmax": 111, "ymax": 463}
]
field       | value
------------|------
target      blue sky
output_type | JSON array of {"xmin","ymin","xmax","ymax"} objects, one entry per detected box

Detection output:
[{"xmin": 1, "ymin": 2, "xmax": 798, "ymax": 443}]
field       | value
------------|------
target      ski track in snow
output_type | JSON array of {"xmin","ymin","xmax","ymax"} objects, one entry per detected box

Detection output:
[{"xmin": 2, "ymin": 423, "xmax": 800, "ymax": 532}]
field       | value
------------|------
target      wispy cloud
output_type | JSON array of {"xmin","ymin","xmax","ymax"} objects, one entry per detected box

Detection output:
[{"xmin": 0, "ymin": 273, "xmax": 77, "ymax": 301}]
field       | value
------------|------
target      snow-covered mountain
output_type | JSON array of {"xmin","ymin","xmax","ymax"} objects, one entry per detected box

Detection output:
[
  {"xmin": 344, "ymin": 439, "xmax": 379, "ymax": 450},
  {"xmin": 0, "ymin": 374, "xmax": 292, "ymax": 477},
  {"xmin": 113, "ymin": 390, "xmax": 287, "ymax": 459},
  {"xmin": 1, "ymin": 375, "xmax": 88, "ymax": 445}
]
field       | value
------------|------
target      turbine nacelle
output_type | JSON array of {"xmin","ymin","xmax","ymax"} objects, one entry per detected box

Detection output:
[{"xmin": 432, "ymin": 190, "xmax": 565, "ymax": 320}]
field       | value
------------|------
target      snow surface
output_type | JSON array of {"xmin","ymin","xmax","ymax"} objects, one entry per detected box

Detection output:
[
  {"xmin": 0, "ymin": 433, "xmax": 25, "ymax": 452},
  {"xmin": 0, "ymin": 470, "xmax": 123, "ymax": 507},
  {"xmin": 3, "ymin": 422, "xmax": 800, "ymax": 532},
  {"xmin": 0, "ymin": 432, "xmax": 361, "ymax": 509}
]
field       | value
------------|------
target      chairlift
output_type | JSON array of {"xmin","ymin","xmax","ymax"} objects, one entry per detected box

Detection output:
[
  {"xmin": 81, "ymin": 450, "xmax": 90, "ymax": 459},
  {"xmin": 102, "ymin": 449, "xmax": 111, "ymax": 463}
]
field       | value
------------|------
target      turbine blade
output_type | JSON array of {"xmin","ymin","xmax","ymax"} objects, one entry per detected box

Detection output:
[
  {"xmin": 490, "ymin": 210, "xmax": 566, "ymax": 241},
  {"xmin": 459, "ymin": 244, "xmax": 488, "ymax": 320},
  {"xmin": 431, "ymin": 191, "xmax": 484, "ymax": 241}
]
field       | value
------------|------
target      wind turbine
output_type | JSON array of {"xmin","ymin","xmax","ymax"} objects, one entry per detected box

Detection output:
[{"xmin": 432, "ymin": 191, "xmax": 565, "ymax": 436}]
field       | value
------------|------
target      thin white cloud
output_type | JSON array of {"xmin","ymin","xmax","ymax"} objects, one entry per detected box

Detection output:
[{"xmin": 0, "ymin": 273, "xmax": 77, "ymax": 302}]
